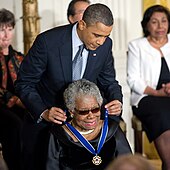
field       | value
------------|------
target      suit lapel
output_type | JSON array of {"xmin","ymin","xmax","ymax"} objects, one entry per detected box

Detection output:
[
  {"xmin": 60, "ymin": 42, "xmax": 72, "ymax": 83},
  {"xmin": 83, "ymin": 50, "xmax": 98, "ymax": 79},
  {"xmin": 59, "ymin": 24, "xmax": 101, "ymax": 82},
  {"xmin": 59, "ymin": 25, "xmax": 73, "ymax": 83}
]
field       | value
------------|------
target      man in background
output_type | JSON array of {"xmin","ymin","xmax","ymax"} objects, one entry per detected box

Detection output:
[{"xmin": 67, "ymin": 0, "xmax": 90, "ymax": 24}]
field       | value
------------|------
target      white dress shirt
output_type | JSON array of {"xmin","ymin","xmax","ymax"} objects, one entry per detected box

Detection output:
[{"xmin": 72, "ymin": 23, "xmax": 88, "ymax": 78}]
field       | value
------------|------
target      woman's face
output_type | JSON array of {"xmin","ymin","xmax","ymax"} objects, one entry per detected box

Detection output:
[
  {"xmin": 0, "ymin": 25, "xmax": 14, "ymax": 50},
  {"xmin": 147, "ymin": 12, "xmax": 169, "ymax": 38},
  {"xmin": 72, "ymin": 95, "xmax": 101, "ymax": 132}
]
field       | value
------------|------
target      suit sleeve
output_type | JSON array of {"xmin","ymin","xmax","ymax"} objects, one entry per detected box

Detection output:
[{"xmin": 15, "ymin": 34, "xmax": 48, "ymax": 120}]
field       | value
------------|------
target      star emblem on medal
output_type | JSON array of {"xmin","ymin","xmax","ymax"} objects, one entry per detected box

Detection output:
[{"xmin": 92, "ymin": 155, "xmax": 102, "ymax": 165}]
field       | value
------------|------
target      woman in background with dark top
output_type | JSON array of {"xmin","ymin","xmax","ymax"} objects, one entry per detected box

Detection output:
[
  {"xmin": 0, "ymin": 8, "xmax": 25, "ymax": 170},
  {"xmin": 127, "ymin": 5, "xmax": 170, "ymax": 170}
]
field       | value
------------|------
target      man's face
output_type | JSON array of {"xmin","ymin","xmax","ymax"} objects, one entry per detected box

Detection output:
[
  {"xmin": 69, "ymin": 1, "xmax": 89, "ymax": 24},
  {"xmin": 77, "ymin": 21, "xmax": 113, "ymax": 50}
]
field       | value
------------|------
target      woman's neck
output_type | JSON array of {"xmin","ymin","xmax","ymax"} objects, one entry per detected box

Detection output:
[
  {"xmin": 77, "ymin": 129, "xmax": 94, "ymax": 135},
  {"xmin": 147, "ymin": 35, "xmax": 168, "ymax": 49},
  {"xmin": 71, "ymin": 120, "xmax": 104, "ymax": 140},
  {"xmin": 1, "ymin": 47, "xmax": 9, "ymax": 55},
  {"xmin": 71, "ymin": 121, "xmax": 95, "ymax": 135}
]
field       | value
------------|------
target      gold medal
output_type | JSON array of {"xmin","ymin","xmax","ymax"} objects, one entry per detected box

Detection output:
[{"xmin": 92, "ymin": 155, "xmax": 102, "ymax": 165}]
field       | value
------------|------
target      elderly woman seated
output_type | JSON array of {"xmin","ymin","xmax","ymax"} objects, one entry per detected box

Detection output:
[{"xmin": 46, "ymin": 79, "xmax": 131, "ymax": 170}]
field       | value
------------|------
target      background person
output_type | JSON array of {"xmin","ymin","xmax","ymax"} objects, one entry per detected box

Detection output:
[
  {"xmin": 67, "ymin": 0, "xmax": 90, "ymax": 24},
  {"xmin": 105, "ymin": 153, "xmax": 155, "ymax": 170},
  {"xmin": 15, "ymin": 3, "xmax": 123, "ymax": 170},
  {"xmin": 0, "ymin": 156, "xmax": 8, "ymax": 170},
  {"xmin": 46, "ymin": 79, "xmax": 131, "ymax": 170},
  {"xmin": 0, "ymin": 8, "xmax": 25, "ymax": 170},
  {"xmin": 127, "ymin": 5, "xmax": 170, "ymax": 170}
]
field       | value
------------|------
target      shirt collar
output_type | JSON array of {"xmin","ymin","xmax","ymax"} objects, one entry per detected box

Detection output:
[{"xmin": 72, "ymin": 23, "xmax": 83, "ymax": 48}]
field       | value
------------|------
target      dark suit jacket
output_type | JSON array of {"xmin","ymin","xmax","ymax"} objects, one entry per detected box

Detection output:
[{"xmin": 15, "ymin": 24, "xmax": 122, "ymax": 121}]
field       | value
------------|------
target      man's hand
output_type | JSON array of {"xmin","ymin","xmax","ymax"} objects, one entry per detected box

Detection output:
[
  {"xmin": 6, "ymin": 96, "xmax": 18, "ymax": 108},
  {"xmin": 42, "ymin": 107, "xmax": 67, "ymax": 124},
  {"xmin": 105, "ymin": 100, "xmax": 122, "ymax": 116},
  {"xmin": 15, "ymin": 98, "xmax": 26, "ymax": 109},
  {"xmin": 162, "ymin": 83, "xmax": 170, "ymax": 96}
]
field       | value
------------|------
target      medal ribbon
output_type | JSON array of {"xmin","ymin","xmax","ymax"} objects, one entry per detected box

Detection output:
[{"xmin": 64, "ymin": 109, "xmax": 108, "ymax": 156}]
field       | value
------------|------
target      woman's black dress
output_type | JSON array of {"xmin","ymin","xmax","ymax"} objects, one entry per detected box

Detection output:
[
  {"xmin": 46, "ymin": 119, "xmax": 131, "ymax": 170},
  {"xmin": 132, "ymin": 57, "xmax": 170, "ymax": 142},
  {"xmin": 0, "ymin": 46, "xmax": 25, "ymax": 170}
]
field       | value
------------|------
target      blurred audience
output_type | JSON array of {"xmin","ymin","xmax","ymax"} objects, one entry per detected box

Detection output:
[
  {"xmin": 67, "ymin": 0, "xmax": 90, "ymax": 23},
  {"xmin": 0, "ymin": 8, "xmax": 25, "ymax": 170},
  {"xmin": 105, "ymin": 154, "xmax": 155, "ymax": 170},
  {"xmin": 0, "ymin": 156, "xmax": 8, "ymax": 170}
]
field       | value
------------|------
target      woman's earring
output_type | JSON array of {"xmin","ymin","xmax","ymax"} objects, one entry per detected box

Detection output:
[{"xmin": 70, "ymin": 114, "xmax": 74, "ymax": 118}]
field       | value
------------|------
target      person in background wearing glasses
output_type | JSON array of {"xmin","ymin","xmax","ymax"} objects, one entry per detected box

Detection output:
[
  {"xmin": 67, "ymin": 0, "xmax": 90, "ymax": 24},
  {"xmin": 46, "ymin": 79, "xmax": 131, "ymax": 170},
  {"xmin": 15, "ymin": 4, "xmax": 123, "ymax": 170}
]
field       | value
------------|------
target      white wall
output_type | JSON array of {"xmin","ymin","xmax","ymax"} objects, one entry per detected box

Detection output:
[{"xmin": 0, "ymin": 0, "xmax": 144, "ymax": 151}]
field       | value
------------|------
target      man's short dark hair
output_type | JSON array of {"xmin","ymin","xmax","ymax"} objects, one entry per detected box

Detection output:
[{"xmin": 82, "ymin": 3, "xmax": 114, "ymax": 26}]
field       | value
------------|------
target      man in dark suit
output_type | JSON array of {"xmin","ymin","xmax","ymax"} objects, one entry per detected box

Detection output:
[{"xmin": 15, "ymin": 3, "xmax": 123, "ymax": 170}]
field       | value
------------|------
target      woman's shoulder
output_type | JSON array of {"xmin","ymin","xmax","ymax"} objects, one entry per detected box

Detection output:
[
  {"xmin": 9, "ymin": 45, "xmax": 24, "ymax": 56},
  {"xmin": 128, "ymin": 37, "xmax": 150, "ymax": 51},
  {"xmin": 167, "ymin": 34, "xmax": 170, "ymax": 42},
  {"xmin": 129, "ymin": 37, "xmax": 147, "ymax": 45}
]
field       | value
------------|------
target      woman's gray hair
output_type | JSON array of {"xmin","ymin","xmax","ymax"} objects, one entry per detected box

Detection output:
[{"xmin": 64, "ymin": 79, "xmax": 103, "ymax": 111}]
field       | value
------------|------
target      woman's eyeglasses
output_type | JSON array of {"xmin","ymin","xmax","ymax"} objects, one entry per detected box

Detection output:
[{"xmin": 74, "ymin": 107, "xmax": 100, "ymax": 115}]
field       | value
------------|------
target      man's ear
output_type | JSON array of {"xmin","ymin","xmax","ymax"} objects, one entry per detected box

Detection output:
[
  {"xmin": 78, "ymin": 20, "xmax": 86, "ymax": 31},
  {"xmin": 68, "ymin": 15, "xmax": 74, "ymax": 24}
]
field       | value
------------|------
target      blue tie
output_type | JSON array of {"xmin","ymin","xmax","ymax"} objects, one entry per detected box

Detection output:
[{"xmin": 72, "ymin": 45, "xmax": 84, "ymax": 81}]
